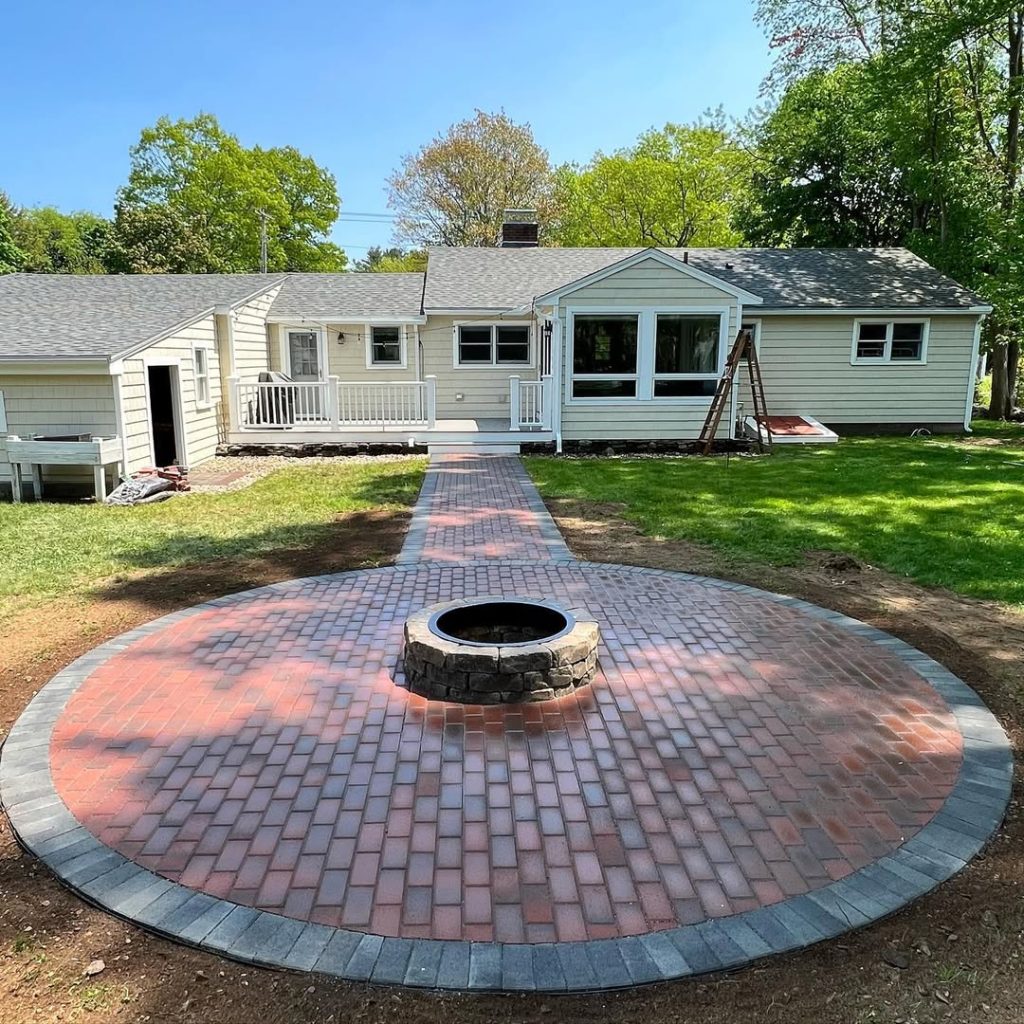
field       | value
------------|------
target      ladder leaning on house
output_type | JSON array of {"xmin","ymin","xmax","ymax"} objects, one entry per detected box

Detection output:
[{"xmin": 697, "ymin": 327, "xmax": 772, "ymax": 454}]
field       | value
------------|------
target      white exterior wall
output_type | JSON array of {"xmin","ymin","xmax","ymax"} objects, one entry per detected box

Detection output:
[
  {"xmin": 741, "ymin": 314, "xmax": 980, "ymax": 426},
  {"xmin": 231, "ymin": 285, "xmax": 280, "ymax": 379},
  {"xmin": 558, "ymin": 258, "xmax": 739, "ymax": 441},
  {"xmin": 421, "ymin": 315, "xmax": 540, "ymax": 420},
  {"xmin": 0, "ymin": 373, "xmax": 117, "ymax": 491},
  {"xmin": 268, "ymin": 317, "xmax": 541, "ymax": 421},
  {"xmin": 119, "ymin": 315, "xmax": 221, "ymax": 473}
]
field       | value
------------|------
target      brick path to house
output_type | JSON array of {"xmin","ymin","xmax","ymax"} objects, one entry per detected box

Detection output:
[{"xmin": 1, "ymin": 455, "xmax": 1010, "ymax": 991}]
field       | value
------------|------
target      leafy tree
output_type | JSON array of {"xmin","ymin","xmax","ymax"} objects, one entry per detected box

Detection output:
[
  {"xmin": 10, "ymin": 205, "xmax": 111, "ymax": 273},
  {"xmin": 387, "ymin": 110, "xmax": 554, "ymax": 246},
  {"xmin": 115, "ymin": 113, "xmax": 346, "ymax": 273},
  {"xmin": 353, "ymin": 246, "xmax": 427, "ymax": 273},
  {"xmin": 0, "ymin": 193, "xmax": 24, "ymax": 273},
  {"xmin": 753, "ymin": 0, "xmax": 1024, "ymax": 417},
  {"xmin": 106, "ymin": 204, "xmax": 218, "ymax": 274},
  {"xmin": 553, "ymin": 117, "xmax": 754, "ymax": 247}
]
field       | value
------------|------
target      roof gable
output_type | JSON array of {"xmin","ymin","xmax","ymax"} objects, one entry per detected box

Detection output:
[{"xmin": 532, "ymin": 248, "xmax": 763, "ymax": 306}]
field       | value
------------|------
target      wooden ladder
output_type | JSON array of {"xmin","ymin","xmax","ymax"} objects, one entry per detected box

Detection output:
[{"xmin": 697, "ymin": 327, "xmax": 772, "ymax": 454}]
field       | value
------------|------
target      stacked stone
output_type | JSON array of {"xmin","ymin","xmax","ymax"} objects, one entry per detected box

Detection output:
[{"xmin": 403, "ymin": 601, "xmax": 600, "ymax": 704}]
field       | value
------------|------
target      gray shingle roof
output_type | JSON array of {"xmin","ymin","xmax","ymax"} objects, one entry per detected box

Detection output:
[
  {"xmin": 269, "ymin": 273, "xmax": 425, "ymax": 320},
  {"xmin": 0, "ymin": 273, "xmax": 283, "ymax": 361},
  {"xmin": 422, "ymin": 246, "xmax": 986, "ymax": 311}
]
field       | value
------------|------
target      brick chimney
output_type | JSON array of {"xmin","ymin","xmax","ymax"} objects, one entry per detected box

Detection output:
[{"xmin": 499, "ymin": 209, "xmax": 539, "ymax": 247}]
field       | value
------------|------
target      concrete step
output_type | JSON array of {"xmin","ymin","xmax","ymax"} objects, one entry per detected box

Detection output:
[{"xmin": 427, "ymin": 443, "xmax": 522, "ymax": 455}]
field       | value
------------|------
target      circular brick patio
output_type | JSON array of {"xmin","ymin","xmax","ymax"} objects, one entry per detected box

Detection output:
[{"xmin": 0, "ymin": 562, "xmax": 1010, "ymax": 990}]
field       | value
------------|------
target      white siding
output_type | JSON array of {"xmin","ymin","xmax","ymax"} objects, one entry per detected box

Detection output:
[
  {"xmin": 0, "ymin": 373, "xmax": 117, "ymax": 491},
  {"xmin": 558, "ymin": 257, "xmax": 739, "ymax": 441},
  {"xmin": 267, "ymin": 317, "xmax": 541, "ymax": 421},
  {"xmin": 740, "ymin": 314, "xmax": 979, "ymax": 426},
  {"xmin": 421, "ymin": 316, "xmax": 540, "ymax": 420},
  {"xmin": 120, "ymin": 315, "xmax": 221, "ymax": 473},
  {"xmin": 231, "ymin": 284, "xmax": 280, "ymax": 379}
]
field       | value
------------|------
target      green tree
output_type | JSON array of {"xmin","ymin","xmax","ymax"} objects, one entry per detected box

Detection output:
[
  {"xmin": 753, "ymin": 0, "xmax": 1024, "ymax": 417},
  {"xmin": 10, "ymin": 206, "xmax": 111, "ymax": 273},
  {"xmin": 115, "ymin": 113, "xmax": 346, "ymax": 273},
  {"xmin": 353, "ymin": 246, "xmax": 427, "ymax": 273},
  {"xmin": 387, "ymin": 110, "xmax": 554, "ymax": 246},
  {"xmin": 106, "ymin": 204, "xmax": 217, "ymax": 274},
  {"xmin": 553, "ymin": 117, "xmax": 754, "ymax": 247},
  {"xmin": 0, "ymin": 193, "xmax": 24, "ymax": 273}
]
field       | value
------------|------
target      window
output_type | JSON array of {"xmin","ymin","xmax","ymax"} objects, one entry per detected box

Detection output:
[
  {"xmin": 193, "ymin": 346, "xmax": 210, "ymax": 407},
  {"xmin": 455, "ymin": 324, "xmax": 531, "ymax": 366},
  {"xmin": 369, "ymin": 326, "xmax": 403, "ymax": 367},
  {"xmin": 853, "ymin": 321, "xmax": 927, "ymax": 363},
  {"xmin": 653, "ymin": 314, "xmax": 721, "ymax": 397},
  {"xmin": 571, "ymin": 314, "xmax": 639, "ymax": 399}
]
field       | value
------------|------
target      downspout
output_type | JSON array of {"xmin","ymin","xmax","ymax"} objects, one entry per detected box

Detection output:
[
  {"xmin": 551, "ymin": 310, "xmax": 564, "ymax": 453},
  {"xmin": 110, "ymin": 367, "xmax": 130, "ymax": 478},
  {"xmin": 964, "ymin": 316, "xmax": 984, "ymax": 431}
]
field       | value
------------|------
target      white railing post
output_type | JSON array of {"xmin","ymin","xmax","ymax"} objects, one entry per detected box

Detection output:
[
  {"xmin": 327, "ymin": 375, "xmax": 340, "ymax": 429},
  {"xmin": 425, "ymin": 375, "xmax": 437, "ymax": 428},
  {"xmin": 541, "ymin": 374, "xmax": 554, "ymax": 430},
  {"xmin": 509, "ymin": 375, "xmax": 521, "ymax": 431},
  {"xmin": 227, "ymin": 375, "xmax": 241, "ymax": 429}
]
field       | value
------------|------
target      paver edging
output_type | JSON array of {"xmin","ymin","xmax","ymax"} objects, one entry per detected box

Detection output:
[{"xmin": 0, "ymin": 560, "xmax": 1011, "ymax": 993}]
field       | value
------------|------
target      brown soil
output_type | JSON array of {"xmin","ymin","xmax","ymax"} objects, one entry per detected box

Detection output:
[{"xmin": 1, "ymin": 501, "xmax": 1021, "ymax": 1024}]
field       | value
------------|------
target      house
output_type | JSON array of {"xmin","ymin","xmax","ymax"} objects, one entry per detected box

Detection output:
[{"xmin": 0, "ymin": 215, "xmax": 989, "ymax": 498}]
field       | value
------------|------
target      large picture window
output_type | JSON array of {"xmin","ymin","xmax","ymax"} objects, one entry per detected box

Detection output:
[
  {"xmin": 571, "ymin": 314, "xmax": 639, "ymax": 398},
  {"xmin": 456, "ymin": 324, "xmax": 531, "ymax": 366},
  {"xmin": 653, "ymin": 314, "xmax": 721, "ymax": 397}
]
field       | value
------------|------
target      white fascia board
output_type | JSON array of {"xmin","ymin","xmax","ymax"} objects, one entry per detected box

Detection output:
[
  {"xmin": 758, "ymin": 306, "xmax": 992, "ymax": 316},
  {"xmin": 267, "ymin": 313, "xmax": 427, "ymax": 325},
  {"xmin": 0, "ymin": 358, "xmax": 112, "ymax": 375},
  {"xmin": 532, "ymin": 248, "xmax": 764, "ymax": 306}
]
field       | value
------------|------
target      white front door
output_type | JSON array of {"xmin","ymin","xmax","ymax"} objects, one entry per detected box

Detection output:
[
  {"xmin": 286, "ymin": 329, "xmax": 324, "ymax": 382},
  {"xmin": 285, "ymin": 328, "xmax": 325, "ymax": 419}
]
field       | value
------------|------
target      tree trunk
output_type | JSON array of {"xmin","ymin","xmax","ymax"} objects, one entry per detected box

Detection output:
[
  {"xmin": 990, "ymin": 341, "xmax": 1011, "ymax": 418},
  {"xmin": 1009, "ymin": 337, "xmax": 1021, "ymax": 411}
]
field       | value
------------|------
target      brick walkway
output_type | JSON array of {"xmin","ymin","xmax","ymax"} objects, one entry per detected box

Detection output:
[
  {"xmin": 398, "ymin": 455, "xmax": 572, "ymax": 564},
  {"xmin": 1, "ymin": 454, "xmax": 1010, "ymax": 990}
]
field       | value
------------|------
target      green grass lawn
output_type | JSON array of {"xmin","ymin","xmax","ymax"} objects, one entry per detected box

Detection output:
[
  {"xmin": 0, "ymin": 458, "xmax": 426, "ymax": 607},
  {"xmin": 526, "ymin": 422, "xmax": 1024, "ymax": 608}
]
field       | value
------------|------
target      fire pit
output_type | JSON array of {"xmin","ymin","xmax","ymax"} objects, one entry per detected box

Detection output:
[{"xmin": 403, "ymin": 598, "xmax": 600, "ymax": 704}]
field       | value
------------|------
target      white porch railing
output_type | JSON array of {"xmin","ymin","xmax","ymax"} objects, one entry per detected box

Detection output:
[
  {"xmin": 338, "ymin": 380, "xmax": 432, "ymax": 427},
  {"xmin": 233, "ymin": 379, "xmax": 333, "ymax": 428},
  {"xmin": 229, "ymin": 375, "xmax": 437, "ymax": 431},
  {"xmin": 509, "ymin": 375, "xmax": 553, "ymax": 430}
]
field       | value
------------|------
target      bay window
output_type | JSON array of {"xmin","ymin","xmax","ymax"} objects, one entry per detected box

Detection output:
[{"xmin": 571, "ymin": 314, "xmax": 639, "ymax": 398}]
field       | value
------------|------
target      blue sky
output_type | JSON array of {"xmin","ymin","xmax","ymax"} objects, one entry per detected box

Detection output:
[{"xmin": 1, "ymin": 0, "xmax": 772, "ymax": 258}]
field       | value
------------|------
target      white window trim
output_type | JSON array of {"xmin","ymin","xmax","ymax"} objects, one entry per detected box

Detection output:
[
  {"xmin": 282, "ymin": 326, "xmax": 327, "ymax": 380},
  {"xmin": 452, "ymin": 321, "xmax": 535, "ymax": 369},
  {"xmin": 365, "ymin": 324, "xmax": 408, "ymax": 370},
  {"xmin": 0, "ymin": 390, "xmax": 6, "ymax": 433},
  {"xmin": 191, "ymin": 342, "xmax": 213, "ymax": 410},
  {"xmin": 851, "ymin": 318, "xmax": 930, "ymax": 365},
  {"xmin": 566, "ymin": 305, "xmax": 732, "ymax": 405}
]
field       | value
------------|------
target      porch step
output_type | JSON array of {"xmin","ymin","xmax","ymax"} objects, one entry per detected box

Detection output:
[{"xmin": 427, "ymin": 443, "xmax": 522, "ymax": 455}]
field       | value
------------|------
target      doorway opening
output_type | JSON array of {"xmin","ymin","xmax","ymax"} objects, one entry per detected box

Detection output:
[{"xmin": 148, "ymin": 365, "xmax": 181, "ymax": 467}]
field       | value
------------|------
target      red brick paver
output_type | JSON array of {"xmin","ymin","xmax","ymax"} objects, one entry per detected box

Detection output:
[
  {"xmin": 51, "ymin": 562, "xmax": 962, "ymax": 943},
  {"xmin": 401, "ymin": 455, "xmax": 571, "ymax": 563}
]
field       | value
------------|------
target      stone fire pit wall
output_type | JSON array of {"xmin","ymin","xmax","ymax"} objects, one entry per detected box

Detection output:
[{"xmin": 403, "ymin": 598, "xmax": 600, "ymax": 704}]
